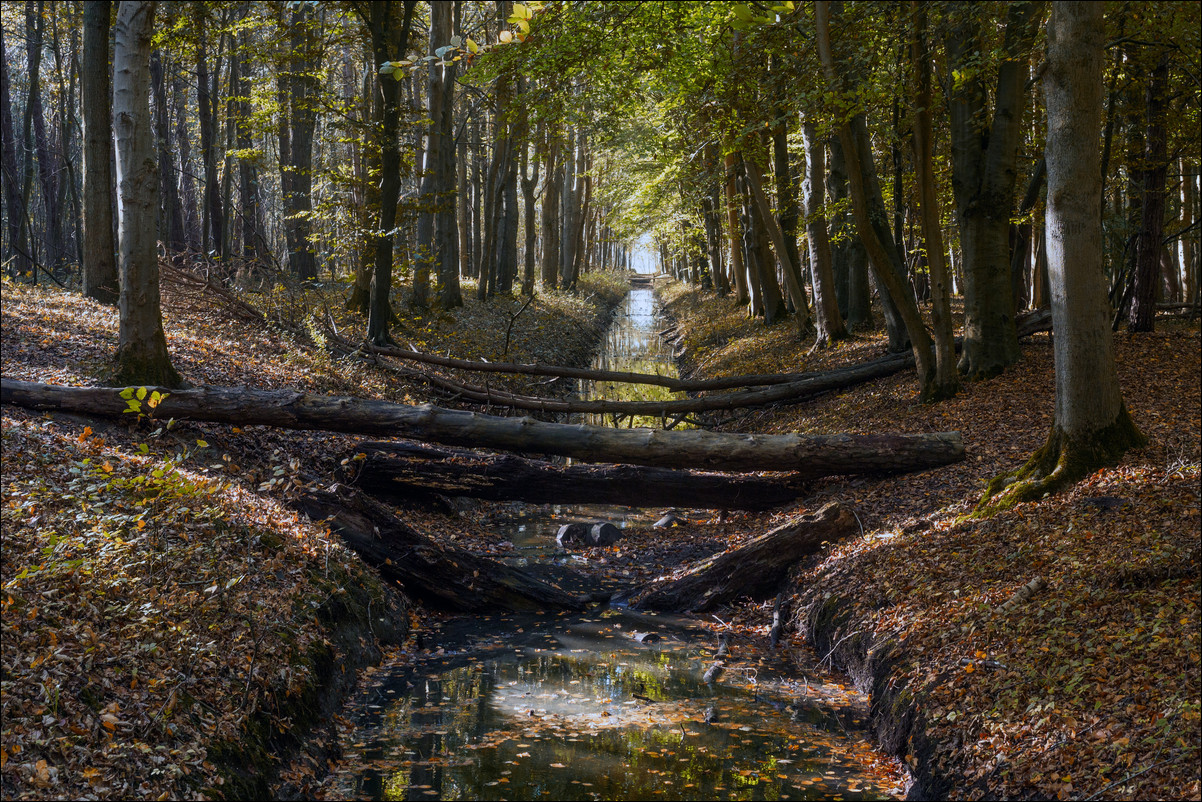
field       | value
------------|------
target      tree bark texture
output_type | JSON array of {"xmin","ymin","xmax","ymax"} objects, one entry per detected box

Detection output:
[
  {"xmin": 25, "ymin": 3, "xmax": 65, "ymax": 275},
  {"xmin": 910, "ymin": 0, "xmax": 959, "ymax": 401},
  {"xmin": 343, "ymin": 441, "xmax": 812, "ymax": 510},
  {"xmin": 801, "ymin": 119, "xmax": 848, "ymax": 346},
  {"xmin": 827, "ymin": 135, "xmax": 872, "ymax": 329},
  {"xmin": 150, "ymin": 51, "xmax": 185, "ymax": 257},
  {"xmin": 743, "ymin": 158, "xmax": 811, "ymax": 336},
  {"xmin": 815, "ymin": 1, "xmax": 934, "ymax": 393},
  {"xmin": 80, "ymin": 1, "xmax": 118, "ymax": 303},
  {"xmin": 946, "ymin": 1, "xmax": 1042, "ymax": 379},
  {"xmin": 723, "ymin": 151, "xmax": 751, "ymax": 306},
  {"xmin": 618, "ymin": 502, "xmax": 857, "ymax": 612},
  {"xmin": 367, "ymin": 1, "xmax": 416, "ymax": 338},
  {"xmin": 1128, "ymin": 51, "xmax": 1169, "ymax": 332},
  {"xmin": 979, "ymin": 0, "xmax": 1145, "ymax": 511},
  {"xmin": 0, "ymin": 379, "xmax": 965, "ymax": 476},
  {"xmin": 278, "ymin": 4, "xmax": 320, "ymax": 282},
  {"xmin": 111, "ymin": 0, "xmax": 183, "ymax": 389},
  {"xmin": 293, "ymin": 489, "xmax": 584, "ymax": 612}
]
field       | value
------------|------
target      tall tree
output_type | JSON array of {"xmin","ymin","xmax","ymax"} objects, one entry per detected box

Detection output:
[
  {"xmin": 1127, "ymin": 51, "xmax": 1170, "ymax": 332},
  {"xmin": 979, "ymin": 0, "xmax": 1143, "ymax": 512},
  {"xmin": 800, "ymin": 118, "xmax": 848, "ymax": 347},
  {"xmin": 910, "ymin": 0, "xmax": 958, "ymax": 400},
  {"xmin": 25, "ymin": 2, "xmax": 66, "ymax": 276},
  {"xmin": 946, "ymin": 0, "xmax": 1043, "ymax": 379},
  {"xmin": 80, "ymin": 0, "xmax": 118, "ymax": 304},
  {"xmin": 357, "ymin": 0, "xmax": 417, "ymax": 342},
  {"xmin": 110, "ymin": 0, "xmax": 184, "ymax": 388},
  {"xmin": 276, "ymin": 3, "xmax": 322, "ymax": 281},
  {"xmin": 0, "ymin": 28, "xmax": 30, "ymax": 279},
  {"xmin": 816, "ymin": 0, "xmax": 935, "ymax": 394},
  {"xmin": 429, "ymin": 0, "xmax": 462, "ymax": 309}
]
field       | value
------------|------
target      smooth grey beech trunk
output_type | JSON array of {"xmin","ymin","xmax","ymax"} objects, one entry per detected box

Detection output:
[
  {"xmin": 80, "ymin": 1, "xmax": 118, "ymax": 303},
  {"xmin": 1044, "ymin": 1, "xmax": 1130, "ymax": 439},
  {"xmin": 110, "ymin": 0, "xmax": 182, "ymax": 388},
  {"xmin": 976, "ymin": 0, "xmax": 1146, "ymax": 513}
]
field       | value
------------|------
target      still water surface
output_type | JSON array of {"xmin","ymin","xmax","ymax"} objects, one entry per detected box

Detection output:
[{"xmin": 327, "ymin": 282, "xmax": 895, "ymax": 800}]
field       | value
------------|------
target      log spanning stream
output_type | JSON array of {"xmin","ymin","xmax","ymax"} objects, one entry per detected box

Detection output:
[{"xmin": 325, "ymin": 281, "xmax": 897, "ymax": 801}]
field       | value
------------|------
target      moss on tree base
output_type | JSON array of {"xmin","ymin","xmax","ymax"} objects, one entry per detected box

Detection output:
[{"xmin": 974, "ymin": 403, "xmax": 1145, "ymax": 516}]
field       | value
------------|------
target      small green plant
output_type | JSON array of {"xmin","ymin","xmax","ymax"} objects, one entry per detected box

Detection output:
[{"xmin": 119, "ymin": 386, "xmax": 170, "ymax": 418}]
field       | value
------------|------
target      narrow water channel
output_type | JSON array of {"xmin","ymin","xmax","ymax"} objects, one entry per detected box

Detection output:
[{"xmin": 324, "ymin": 279, "xmax": 898, "ymax": 801}]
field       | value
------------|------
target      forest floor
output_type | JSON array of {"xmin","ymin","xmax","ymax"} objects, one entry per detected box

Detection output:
[
  {"xmin": 655, "ymin": 280, "xmax": 1201, "ymax": 801},
  {"xmin": 0, "ymin": 270, "xmax": 627, "ymax": 800},
  {"xmin": 1, "ymin": 269, "xmax": 1199, "ymax": 801}
]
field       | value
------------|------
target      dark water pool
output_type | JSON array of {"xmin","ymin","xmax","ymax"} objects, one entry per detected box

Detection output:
[{"xmin": 327, "ymin": 606, "xmax": 896, "ymax": 801}]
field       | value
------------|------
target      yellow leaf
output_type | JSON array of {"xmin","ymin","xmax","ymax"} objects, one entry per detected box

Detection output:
[
  {"xmin": 102, "ymin": 461, "xmax": 114, "ymax": 473},
  {"xmin": 136, "ymin": 520, "xmax": 146, "ymax": 530},
  {"xmin": 964, "ymin": 662, "xmax": 975, "ymax": 673},
  {"xmin": 82, "ymin": 426, "xmax": 93, "ymax": 438},
  {"xmin": 499, "ymin": 30, "xmax": 514, "ymax": 43},
  {"xmin": 196, "ymin": 439, "xmax": 209, "ymax": 448},
  {"xmin": 975, "ymin": 650, "xmax": 987, "ymax": 659},
  {"xmin": 232, "ymin": 427, "xmax": 243, "ymax": 434}
]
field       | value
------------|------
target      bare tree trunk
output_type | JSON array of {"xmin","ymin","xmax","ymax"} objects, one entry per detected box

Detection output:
[
  {"xmin": 276, "ymin": 4, "xmax": 320, "ymax": 282},
  {"xmin": 816, "ymin": 0, "xmax": 934, "ymax": 395},
  {"xmin": 539, "ymin": 133, "xmax": 561, "ymax": 289},
  {"xmin": 520, "ymin": 124, "xmax": 541, "ymax": 295},
  {"xmin": 150, "ymin": 51, "xmax": 185, "ymax": 257},
  {"xmin": 979, "ymin": 0, "xmax": 1143, "ymax": 512},
  {"xmin": 618, "ymin": 503, "xmax": 857, "ymax": 612},
  {"xmin": 801, "ymin": 118, "xmax": 848, "ymax": 347},
  {"xmin": 1, "ymin": 379, "xmax": 966, "ymax": 476},
  {"xmin": 1128, "ymin": 51, "xmax": 1169, "ymax": 332},
  {"xmin": 946, "ymin": 1, "xmax": 1042, "ymax": 379},
  {"xmin": 171, "ymin": 69, "xmax": 201, "ymax": 253},
  {"xmin": 828, "ymin": 135, "xmax": 872, "ymax": 329},
  {"xmin": 110, "ymin": 0, "xmax": 184, "ymax": 388},
  {"xmin": 425, "ymin": 0, "xmax": 461, "ymax": 308},
  {"xmin": 723, "ymin": 151, "xmax": 750, "ymax": 305},
  {"xmin": 26, "ymin": 2, "xmax": 65, "ymax": 276},
  {"xmin": 910, "ymin": 0, "xmax": 958, "ymax": 401},
  {"xmin": 80, "ymin": 1, "xmax": 118, "ymax": 303},
  {"xmin": 194, "ymin": 2, "xmax": 223, "ymax": 262},
  {"xmin": 366, "ymin": 1, "xmax": 417, "ymax": 339}
]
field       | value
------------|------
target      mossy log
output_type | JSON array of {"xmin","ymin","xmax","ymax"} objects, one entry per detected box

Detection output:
[
  {"xmin": 291, "ymin": 489, "xmax": 585, "ymax": 613},
  {"xmin": 617, "ymin": 502, "xmax": 857, "ymax": 612},
  {"xmin": 343, "ymin": 441, "xmax": 811, "ymax": 510},
  {"xmin": 0, "ymin": 379, "xmax": 965, "ymax": 474}
]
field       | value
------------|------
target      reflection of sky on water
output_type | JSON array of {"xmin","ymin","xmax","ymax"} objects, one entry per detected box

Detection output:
[
  {"xmin": 335, "ymin": 609, "xmax": 891, "ymax": 801},
  {"xmin": 582, "ymin": 287, "xmax": 683, "ymax": 428}
]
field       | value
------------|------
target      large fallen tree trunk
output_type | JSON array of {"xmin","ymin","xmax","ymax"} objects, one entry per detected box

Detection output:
[
  {"xmin": 343, "ymin": 441, "xmax": 812, "ymax": 510},
  {"xmin": 342, "ymin": 309, "xmax": 1053, "ymax": 401},
  {"xmin": 616, "ymin": 502, "xmax": 857, "ymax": 612},
  {"xmin": 344, "ymin": 334, "xmax": 813, "ymax": 392},
  {"xmin": 0, "ymin": 379, "xmax": 966, "ymax": 474},
  {"xmin": 292, "ymin": 489, "xmax": 585, "ymax": 612},
  {"xmin": 347, "ymin": 310, "xmax": 1054, "ymax": 417}
]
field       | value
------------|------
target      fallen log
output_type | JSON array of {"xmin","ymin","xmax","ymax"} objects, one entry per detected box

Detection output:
[
  {"xmin": 291, "ymin": 489, "xmax": 584, "ymax": 612},
  {"xmin": 0, "ymin": 379, "xmax": 966, "ymax": 475},
  {"xmin": 342, "ymin": 441, "xmax": 811, "ymax": 510},
  {"xmin": 350, "ymin": 310, "xmax": 1053, "ymax": 417},
  {"xmin": 342, "ymin": 334, "xmax": 813, "ymax": 392},
  {"xmin": 616, "ymin": 502, "xmax": 857, "ymax": 612}
]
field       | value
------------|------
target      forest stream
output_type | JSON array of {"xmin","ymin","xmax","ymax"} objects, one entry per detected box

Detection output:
[{"xmin": 324, "ymin": 281, "xmax": 899, "ymax": 801}]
